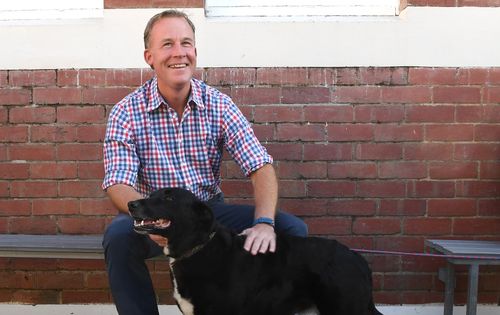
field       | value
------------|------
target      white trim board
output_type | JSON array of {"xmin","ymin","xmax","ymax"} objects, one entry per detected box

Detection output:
[
  {"xmin": 0, "ymin": 7, "xmax": 499, "ymax": 69},
  {"xmin": 0, "ymin": 304, "xmax": 499, "ymax": 315}
]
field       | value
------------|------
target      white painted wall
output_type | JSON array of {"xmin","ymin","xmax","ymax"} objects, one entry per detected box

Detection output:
[{"xmin": 0, "ymin": 7, "xmax": 499, "ymax": 69}]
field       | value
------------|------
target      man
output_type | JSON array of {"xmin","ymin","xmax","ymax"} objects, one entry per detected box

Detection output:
[{"xmin": 102, "ymin": 10, "xmax": 307, "ymax": 315}]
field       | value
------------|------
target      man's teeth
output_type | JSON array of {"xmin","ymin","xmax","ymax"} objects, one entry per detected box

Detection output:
[{"xmin": 169, "ymin": 64, "xmax": 187, "ymax": 68}]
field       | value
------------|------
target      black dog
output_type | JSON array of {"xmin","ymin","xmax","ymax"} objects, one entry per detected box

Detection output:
[{"xmin": 129, "ymin": 188, "xmax": 383, "ymax": 315}]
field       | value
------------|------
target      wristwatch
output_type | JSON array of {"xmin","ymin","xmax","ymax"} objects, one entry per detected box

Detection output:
[{"xmin": 252, "ymin": 217, "xmax": 275, "ymax": 227}]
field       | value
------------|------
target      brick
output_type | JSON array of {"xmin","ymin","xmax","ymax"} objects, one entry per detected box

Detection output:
[
  {"xmin": 31, "ymin": 126, "xmax": 78, "ymax": 143},
  {"xmin": 453, "ymin": 218, "xmax": 500, "ymax": 235},
  {"xmin": 408, "ymin": 68, "xmax": 458, "ymax": 85},
  {"xmin": 426, "ymin": 124, "xmax": 474, "ymax": 141},
  {"xmin": 475, "ymin": 124, "xmax": 500, "ymax": 141},
  {"xmin": 0, "ymin": 126, "xmax": 29, "ymax": 142},
  {"xmin": 57, "ymin": 144, "xmax": 103, "ymax": 161},
  {"xmin": 433, "ymin": 86, "xmax": 481, "ymax": 103},
  {"xmin": 277, "ymin": 123, "xmax": 325, "ymax": 141},
  {"xmin": 206, "ymin": 68, "xmax": 256, "ymax": 86},
  {"xmin": 282, "ymin": 87, "xmax": 330, "ymax": 104},
  {"xmin": 9, "ymin": 216, "xmax": 57, "ymax": 234},
  {"xmin": 307, "ymin": 181, "xmax": 356, "ymax": 197},
  {"xmin": 220, "ymin": 180, "xmax": 252, "ymax": 198},
  {"xmin": 458, "ymin": 68, "xmax": 489, "ymax": 85},
  {"xmin": 11, "ymin": 290, "xmax": 60, "ymax": 304},
  {"xmin": 333, "ymin": 86, "xmax": 380, "ymax": 103},
  {"xmin": 78, "ymin": 162, "xmax": 105, "ymax": 179},
  {"xmin": 33, "ymin": 87, "xmax": 81, "ymax": 104},
  {"xmin": 277, "ymin": 199, "xmax": 328, "ymax": 216},
  {"xmin": 307, "ymin": 68, "xmax": 330, "ymax": 86},
  {"xmin": 9, "ymin": 107, "xmax": 56, "ymax": 123},
  {"xmin": 0, "ymin": 163, "xmax": 29, "ymax": 179},
  {"xmin": 458, "ymin": 0, "xmax": 500, "ymax": 6},
  {"xmin": 266, "ymin": 143, "xmax": 302, "ymax": 160},
  {"xmin": 32, "ymin": 199, "xmax": 79, "ymax": 215},
  {"xmin": 384, "ymin": 274, "xmax": 434, "ymax": 290},
  {"xmin": 379, "ymin": 200, "xmax": 426, "ymax": 216},
  {"xmin": 428, "ymin": 199, "xmax": 477, "ymax": 216},
  {"xmin": 328, "ymin": 162, "xmax": 377, "ymax": 179},
  {"xmin": 354, "ymin": 105, "xmax": 404, "ymax": 123},
  {"xmin": 0, "ymin": 199, "xmax": 31, "ymax": 216},
  {"xmin": 254, "ymin": 105, "xmax": 302, "ymax": 122},
  {"xmin": 105, "ymin": 69, "xmax": 142, "ymax": 86},
  {"xmin": 278, "ymin": 180, "xmax": 306, "ymax": 198},
  {"xmin": 328, "ymin": 200, "xmax": 376, "ymax": 216},
  {"xmin": 58, "ymin": 217, "xmax": 106, "ymax": 234},
  {"xmin": 0, "ymin": 71, "xmax": 7, "ymax": 86},
  {"xmin": 80, "ymin": 198, "xmax": 116, "ymax": 216},
  {"xmin": 404, "ymin": 143, "xmax": 453, "ymax": 160},
  {"xmin": 30, "ymin": 162, "xmax": 77, "ymax": 179},
  {"xmin": 454, "ymin": 143, "xmax": 500, "ymax": 160},
  {"xmin": 490, "ymin": 68, "xmax": 500, "ymax": 83},
  {"xmin": 479, "ymin": 199, "xmax": 500, "ymax": 216},
  {"xmin": 304, "ymin": 105, "xmax": 353, "ymax": 123},
  {"xmin": 379, "ymin": 162, "xmax": 427, "ymax": 179},
  {"xmin": 253, "ymin": 124, "xmax": 274, "ymax": 142},
  {"xmin": 58, "ymin": 106, "xmax": 106, "ymax": 123},
  {"xmin": 59, "ymin": 180, "xmax": 105, "ymax": 198},
  {"xmin": 0, "ymin": 88, "xmax": 31, "ymax": 105},
  {"xmin": 79, "ymin": 69, "xmax": 106, "ymax": 86},
  {"xmin": 353, "ymin": 218, "xmax": 401, "ymax": 235},
  {"xmin": 408, "ymin": 181, "xmax": 455, "ymax": 198},
  {"xmin": 36, "ymin": 271, "xmax": 85, "ymax": 289},
  {"xmin": 231, "ymin": 87, "xmax": 281, "ymax": 105},
  {"xmin": 357, "ymin": 181, "xmax": 406, "ymax": 198},
  {"xmin": 374, "ymin": 125, "xmax": 423, "ymax": 142},
  {"xmin": 304, "ymin": 217, "xmax": 352, "ymax": 235},
  {"xmin": 482, "ymin": 105, "xmax": 500, "ymax": 122},
  {"xmin": 256, "ymin": 68, "xmax": 308, "ymax": 85},
  {"xmin": 10, "ymin": 181, "xmax": 58, "ymax": 198},
  {"xmin": 457, "ymin": 181, "xmax": 500, "ymax": 197},
  {"xmin": 406, "ymin": 105, "xmax": 455, "ymax": 123},
  {"xmin": 57, "ymin": 69, "xmax": 78, "ymax": 86},
  {"xmin": 277, "ymin": 161, "xmax": 327, "ymax": 179},
  {"xmin": 9, "ymin": 144, "xmax": 56, "ymax": 161},
  {"xmin": 380, "ymin": 86, "xmax": 431, "ymax": 103},
  {"xmin": 356, "ymin": 143, "xmax": 402, "ymax": 160},
  {"xmin": 0, "ymin": 271, "xmax": 36, "ymax": 289},
  {"xmin": 105, "ymin": 0, "xmax": 151, "ymax": 8},
  {"xmin": 62, "ymin": 290, "xmax": 111, "ymax": 304},
  {"xmin": 480, "ymin": 162, "xmax": 500, "ymax": 179},
  {"xmin": 404, "ymin": 218, "xmax": 452, "ymax": 235},
  {"xmin": 303, "ymin": 143, "xmax": 352, "ymax": 161},
  {"xmin": 0, "ymin": 107, "xmax": 6, "ymax": 123},
  {"xmin": 327, "ymin": 124, "xmax": 373, "ymax": 141},
  {"xmin": 358, "ymin": 67, "xmax": 407, "ymax": 85},
  {"xmin": 429, "ymin": 161, "xmax": 477, "ymax": 179},
  {"xmin": 375, "ymin": 236, "xmax": 424, "ymax": 252},
  {"xmin": 9, "ymin": 70, "xmax": 56, "ymax": 87},
  {"xmin": 82, "ymin": 87, "xmax": 132, "ymax": 105},
  {"xmin": 456, "ymin": 105, "xmax": 482, "ymax": 123}
]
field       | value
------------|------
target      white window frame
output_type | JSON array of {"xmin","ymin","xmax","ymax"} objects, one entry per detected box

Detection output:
[
  {"xmin": 0, "ymin": 0, "xmax": 103, "ymax": 21},
  {"xmin": 205, "ymin": 0, "xmax": 406, "ymax": 19}
]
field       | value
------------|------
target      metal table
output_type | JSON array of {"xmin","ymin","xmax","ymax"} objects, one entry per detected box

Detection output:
[{"xmin": 426, "ymin": 239, "xmax": 500, "ymax": 315}]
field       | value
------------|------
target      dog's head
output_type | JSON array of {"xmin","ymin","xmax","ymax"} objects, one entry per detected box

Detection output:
[{"xmin": 128, "ymin": 187, "xmax": 215, "ymax": 257}]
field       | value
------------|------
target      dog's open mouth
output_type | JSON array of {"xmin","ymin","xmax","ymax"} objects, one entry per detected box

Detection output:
[{"xmin": 133, "ymin": 218, "xmax": 171, "ymax": 231}]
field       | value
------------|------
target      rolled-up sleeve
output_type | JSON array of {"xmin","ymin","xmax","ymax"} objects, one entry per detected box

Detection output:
[
  {"xmin": 102, "ymin": 102, "xmax": 140, "ymax": 191},
  {"xmin": 223, "ymin": 101, "xmax": 273, "ymax": 177}
]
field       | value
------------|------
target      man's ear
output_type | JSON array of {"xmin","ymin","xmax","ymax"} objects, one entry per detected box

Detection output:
[{"xmin": 144, "ymin": 49, "xmax": 154, "ymax": 69}]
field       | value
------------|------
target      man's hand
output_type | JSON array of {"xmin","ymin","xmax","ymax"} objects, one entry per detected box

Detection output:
[
  {"xmin": 241, "ymin": 224, "xmax": 276, "ymax": 255},
  {"xmin": 149, "ymin": 234, "xmax": 168, "ymax": 248}
]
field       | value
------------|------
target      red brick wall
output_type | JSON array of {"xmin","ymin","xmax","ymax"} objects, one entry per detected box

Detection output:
[
  {"xmin": 1, "ymin": 67, "xmax": 499, "ymax": 305},
  {"xmin": 409, "ymin": 0, "xmax": 500, "ymax": 6}
]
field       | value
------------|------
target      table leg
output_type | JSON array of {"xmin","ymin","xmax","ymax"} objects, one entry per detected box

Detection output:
[
  {"xmin": 440, "ymin": 262, "xmax": 455, "ymax": 315},
  {"xmin": 466, "ymin": 264, "xmax": 479, "ymax": 315}
]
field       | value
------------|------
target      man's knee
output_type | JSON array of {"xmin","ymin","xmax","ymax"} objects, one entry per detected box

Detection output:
[{"xmin": 276, "ymin": 212, "xmax": 308, "ymax": 237}]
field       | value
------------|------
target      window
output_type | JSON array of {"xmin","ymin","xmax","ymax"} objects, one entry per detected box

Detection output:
[
  {"xmin": 205, "ymin": 0, "xmax": 406, "ymax": 19},
  {"xmin": 0, "ymin": 0, "xmax": 103, "ymax": 21}
]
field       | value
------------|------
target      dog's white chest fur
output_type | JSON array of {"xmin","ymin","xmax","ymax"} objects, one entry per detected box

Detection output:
[{"xmin": 170, "ymin": 259, "xmax": 195, "ymax": 315}]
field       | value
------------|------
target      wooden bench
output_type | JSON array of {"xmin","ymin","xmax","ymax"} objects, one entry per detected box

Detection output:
[
  {"xmin": 426, "ymin": 239, "xmax": 500, "ymax": 315},
  {"xmin": 0, "ymin": 234, "xmax": 105, "ymax": 259}
]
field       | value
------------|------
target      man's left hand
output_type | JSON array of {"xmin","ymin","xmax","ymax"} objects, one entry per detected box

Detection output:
[{"xmin": 240, "ymin": 224, "xmax": 276, "ymax": 255}]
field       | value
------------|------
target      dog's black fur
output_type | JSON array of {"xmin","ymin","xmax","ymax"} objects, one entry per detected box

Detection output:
[{"xmin": 129, "ymin": 188, "xmax": 383, "ymax": 315}]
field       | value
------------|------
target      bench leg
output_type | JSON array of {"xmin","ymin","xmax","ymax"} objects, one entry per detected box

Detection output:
[
  {"xmin": 466, "ymin": 264, "xmax": 479, "ymax": 315},
  {"xmin": 439, "ymin": 263, "xmax": 455, "ymax": 315}
]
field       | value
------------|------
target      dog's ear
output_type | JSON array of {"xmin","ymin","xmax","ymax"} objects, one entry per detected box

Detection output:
[{"xmin": 193, "ymin": 201, "xmax": 215, "ymax": 230}]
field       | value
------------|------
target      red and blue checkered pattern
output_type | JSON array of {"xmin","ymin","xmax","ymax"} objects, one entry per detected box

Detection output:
[{"xmin": 103, "ymin": 77, "xmax": 272, "ymax": 201}]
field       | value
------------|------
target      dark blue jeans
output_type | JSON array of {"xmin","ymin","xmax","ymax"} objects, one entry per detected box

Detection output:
[{"xmin": 102, "ymin": 193, "xmax": 308, "ymax": 315}]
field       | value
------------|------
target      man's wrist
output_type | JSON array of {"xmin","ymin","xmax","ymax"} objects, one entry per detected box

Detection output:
[{"xmin": 253, "ymin": 217, "xmax": 275, "ymax": 228}]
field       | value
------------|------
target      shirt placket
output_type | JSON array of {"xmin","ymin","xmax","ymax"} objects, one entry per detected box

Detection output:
[{"xmin": 173, "ymin": 107, "xmax": 192, "ymax": 190}]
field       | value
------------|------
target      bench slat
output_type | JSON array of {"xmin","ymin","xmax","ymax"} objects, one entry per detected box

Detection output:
[{"xmin": 427, "ymin": 239, "xmax": 500, "ymax": 257}]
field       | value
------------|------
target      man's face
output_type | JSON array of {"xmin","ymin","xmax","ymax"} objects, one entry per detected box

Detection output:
[{"xmin": 144, "ymin": 17, "xmax": 197, "ymax": 91}]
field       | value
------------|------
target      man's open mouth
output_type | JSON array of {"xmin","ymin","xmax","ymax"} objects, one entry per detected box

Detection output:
[
  {"xmin": 168, "ymin": 63, "xmax": 188, "ymax": 69},
  {"xmin": 133, "ymin": 218, "xmax": 171, "ymax": 230}
]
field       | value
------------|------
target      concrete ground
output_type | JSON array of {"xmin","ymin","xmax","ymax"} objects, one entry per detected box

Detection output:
[{"xmin": 0, "ymin": 304, "xmax": 499, "ymax": 315}]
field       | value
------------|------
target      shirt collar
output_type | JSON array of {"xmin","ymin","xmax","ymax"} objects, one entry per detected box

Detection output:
[{"xmin": 147, "ymin": 76, "xmax": 205, "ymax": 112}]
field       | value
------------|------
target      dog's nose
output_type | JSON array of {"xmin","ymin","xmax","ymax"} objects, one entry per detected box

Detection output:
[{"xmin": 128, "ymin": 200, "xmax": 140, "ymax": 211}]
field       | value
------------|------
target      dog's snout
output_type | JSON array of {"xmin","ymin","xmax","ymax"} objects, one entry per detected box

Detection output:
[{"xmin": 128, "ymin": 200, "xmax": 140, "ymax": 210}]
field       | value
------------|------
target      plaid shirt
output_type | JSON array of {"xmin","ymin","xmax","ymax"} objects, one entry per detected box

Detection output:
[{"xmin": 102, "ymin": 77, "xmax": 272, "ymax": 201}]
